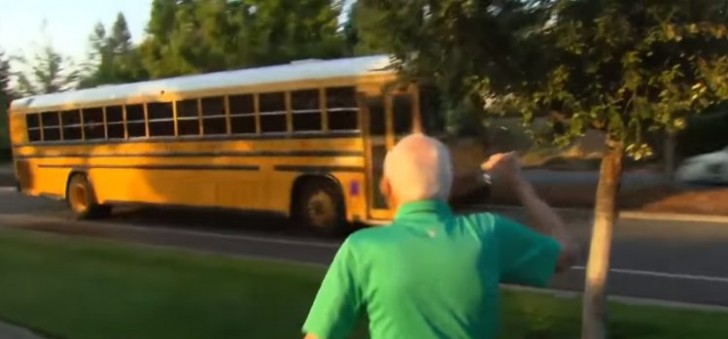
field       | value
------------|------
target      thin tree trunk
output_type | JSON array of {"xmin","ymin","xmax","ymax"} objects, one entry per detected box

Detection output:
[
  {"xmin": 581, "ymin": 139, "xmax": 623, "ymax": 339},
  {"xmin": 664, "ymin": 132, "xmax": 676, "ymax": 180}
]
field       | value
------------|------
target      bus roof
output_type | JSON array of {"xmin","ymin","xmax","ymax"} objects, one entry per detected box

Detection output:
[{"xmin": 10, "ymin": 54, "xmax": 394, "ymax": 112}]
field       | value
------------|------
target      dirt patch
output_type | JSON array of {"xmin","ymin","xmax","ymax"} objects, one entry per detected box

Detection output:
[{"xmin": 636, "ymin": 187, "xmax": 728, "ymax": 215}]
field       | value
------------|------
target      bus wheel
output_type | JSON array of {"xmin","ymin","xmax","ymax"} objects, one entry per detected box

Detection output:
[
  {"xmin": 294, "ymin": 178, "xmax": 346, "ymax": 236},
  {"xmin": 66, "ymin": 174, "xmax": 110, "ymax": 220}
]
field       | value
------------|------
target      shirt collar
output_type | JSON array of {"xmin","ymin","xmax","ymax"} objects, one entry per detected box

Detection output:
[{"xmin": 393, "ymin": 199, "xmax": 453, "ymax": 223}]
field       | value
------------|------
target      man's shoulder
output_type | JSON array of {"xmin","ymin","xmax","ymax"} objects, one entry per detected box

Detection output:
[
  {"xmin": 455, "ymin": 211, "xmax": 499, "ymax": 232},
  {"xmin": 347, "ymin": 224, "xmax": 398, "ymax": 244}
]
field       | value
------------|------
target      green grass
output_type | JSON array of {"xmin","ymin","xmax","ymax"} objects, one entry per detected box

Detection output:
[{"xmin": 0, "ymin": 229, "xmax": 727, "ymax": 339}]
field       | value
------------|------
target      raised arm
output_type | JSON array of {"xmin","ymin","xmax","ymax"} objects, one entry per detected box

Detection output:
[{"xmin": 482, "ymin": 152, "xmax": 578, "ymax": 273}]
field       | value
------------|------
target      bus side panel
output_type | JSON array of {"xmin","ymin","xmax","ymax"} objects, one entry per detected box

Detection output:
[
  {"xmin": 267, "ymin": 170, "xmax": 368, "ymax": 222},
  {"xmin": 26, "ymin": 162, "xmax": 71, "ymax": 198},
  {"xmin": 91, "ymin": 167, "xmax": 266, "ymax": 210},
  {"xmin": 331, "ymin": 171, "xmax": 368, "ymax": 223}
]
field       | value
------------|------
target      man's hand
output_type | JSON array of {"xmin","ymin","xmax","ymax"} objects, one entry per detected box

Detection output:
[{"xmin": 481, "ymin": 152, "xmax": 524, "ymax": 187}]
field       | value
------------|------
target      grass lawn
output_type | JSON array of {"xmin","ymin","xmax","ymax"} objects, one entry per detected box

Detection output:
[{"xmin": 1, "ymin": 229, "xmax": 727, "ymax": 339}]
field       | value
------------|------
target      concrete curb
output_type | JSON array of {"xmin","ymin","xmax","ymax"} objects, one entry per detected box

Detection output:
[
  {"xmin": 478, "ymin": 204, "xmax": 728, "ymax": 224},
  {"xmin": 0, "ymin": 321, "xmax": 46, "ymax": 339},
  {"xmin": 502, "ymin": 284, "xmax": 728, "ymax": 313}
]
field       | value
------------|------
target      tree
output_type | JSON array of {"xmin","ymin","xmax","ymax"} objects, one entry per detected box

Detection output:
[
  {"xmin": 0, "ymin": 50, "xmax": 10, "ymax": 106},
  {"xmin": 358, "ymin": 1, "xmax": 728, "ymax": 338},
  {"xmin": 140, "ymin": 0, "xmax": 347, "ymax": 78},
  {"xmin": 0, "ymin": 49, "xmax": 12, "ymax": 151},
  {"xmin": 343, "ymin": 1, "xmax": 391, "ymax": 56},
  {"xmin": 79, "ymin": 13, "xmax": 148, "ymax": 88},
  {"xmin": 14, "ymin": 21, "xmax": 79, "ymax": 96},
  {"xmin": 14, "ymin": 44, "xmax": 78, "ymax": 96}
]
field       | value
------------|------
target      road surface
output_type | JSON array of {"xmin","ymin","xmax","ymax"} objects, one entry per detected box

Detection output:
[{"xmin": 1, "ymin": 189, "xmax": 728, "ymax": 307}]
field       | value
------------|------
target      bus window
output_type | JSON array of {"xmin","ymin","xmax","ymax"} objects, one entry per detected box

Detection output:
[
  {"xmin": 82, "ymin": 107, "xmax": 105, "ymax": 140},
  {"xmin": 419, "ymin": 85, "xmax": 445, "ymax": 135},
  {"xmin": 201, "ymin": 96, "xmax": 227, "ymax": 136},
  {"xmin": 393, "ymin": 94, "xmax": 413, "ymax": 136},
  {"xmin": 292, "ymin": 89, "xmax": 322, "ymax": 132},
  {"xmin": 176, "ymin": 99, "xmax": 200, "ymax": 136},
  {"xmin": 327, "ymin": 87, "xmax": 358, "ymax": 131},
  {"xmin": 368, "ymin": 97, "xmax": 385, "ymax": 137},
  {"xmin": 229, "ymin": 94, "xmax": 256, "ymax": 135},
  {"xmin": 26, "ymin": 113, "xmax": 41, "ymax": 142},
  {"xmin": 125, "ymin": 104, "xmax": 146, "ymax": 138},
  {"xmin": 259, "ymin": 92, "xmax": 287, "ymax": 134},
  {"xmin": 147, "ymin": 102, "xmax": 175, "ymax": 137},
  {"xmin": 106, "ymin": 106, "xmax": 124, "ymax": 139},
  {"xmin": 41, "ymin": 112, "xmax": 61, "ymax": 142},
  {"xmin": 61, "ymin": 110, "xmax": 82, "ymax": 141}
]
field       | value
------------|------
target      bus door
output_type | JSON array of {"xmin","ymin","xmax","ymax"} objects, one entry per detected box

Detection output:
[{"xmin": 361, "ymin": 86, "xmax": 420, "ymax": 221}]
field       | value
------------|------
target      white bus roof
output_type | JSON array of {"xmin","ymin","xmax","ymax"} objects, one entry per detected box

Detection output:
[{"xmin": 10, "ymin": 54, "xmax": 394, "ymax": 112}]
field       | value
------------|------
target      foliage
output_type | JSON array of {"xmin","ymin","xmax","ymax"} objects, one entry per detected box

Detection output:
[
  {"xmin": 0, "ymin": 49, "xmax": 12, "ymax": 149},
  {"xmin": 79, "ymin": 13, "xmax": 148, "ymax": 88},
  {"xmin": 360, "ymin": 0, "xmax": 728, "ymax": 160},
  {"xmin": 13, "ymin": 23, "xmax": 79, "ymax": 96},
  {"xmin": 140, "ymin": 0, "xmax": 347, "ymax": 79},
  {"xmin": 343, "ymin": 1, "xmax": 391, "ymax": 56}
]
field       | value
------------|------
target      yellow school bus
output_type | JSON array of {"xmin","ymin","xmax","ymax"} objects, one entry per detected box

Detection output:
[{"xmin": 8, "ymin": 55, "xmax": 489, "ymax": 234}]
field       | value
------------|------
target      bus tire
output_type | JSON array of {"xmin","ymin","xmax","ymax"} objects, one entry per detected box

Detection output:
[
  {"xmin": 292, "ymin": 177, "xmax": 347, "ymax": 236},
  {"xmin": 66, "ymin": 174, "xmax": 111, "ymax": 220}
]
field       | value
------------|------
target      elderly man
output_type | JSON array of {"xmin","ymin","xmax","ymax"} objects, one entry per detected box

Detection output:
[{"xmin": 302, "ymin": 133, "xmax": 576, "ymax": 339}]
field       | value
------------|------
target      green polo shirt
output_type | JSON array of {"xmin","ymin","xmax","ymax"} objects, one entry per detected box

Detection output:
[{"xmin": 302, "ymin": 200, "xmax": 561, "ymax": 339}]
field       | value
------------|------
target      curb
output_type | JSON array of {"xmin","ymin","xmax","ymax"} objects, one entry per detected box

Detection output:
[
  {"xmin": 478, "ymin": 204, "xmax": 728, "ymax": 224},
  {"xmin": 619, "ymin": 211, "xmax": 728, "ymax": 224},
  {"xmin": 501, "ymin": 284, "xmax": 728, "ymax": 313}
]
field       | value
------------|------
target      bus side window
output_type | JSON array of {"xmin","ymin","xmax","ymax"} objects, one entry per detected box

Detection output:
[
  {"xmin": 229, "ymin": 94, "xmax": 256, "ymax": 134},
  {"xmin": 327, "ymin": 87, "xmax": 358, "ymax": 131},
  {"xmin": 106, "ymin": 106, "xmax": 125, "ymax": 139},
  {"xmin": 26, "ymin": 113, "xmax": 41, "ymax": 142},
  {"xmin": 41, "ymin": 112, "xmax": 61, "ymax": 142},
  {"xmin": 201, "ymin": 96, "xmax": 227, "ymax": 136},
  {"xmin": 291, "ymin": 89, "xmax": 321, "ymax": 133},
  {"xmin": 367, "ymin": 97, "xmax": 386, "ymax": 137},
  {"xmin": 259, "ymin": 92, "xmax": 287, "ymax": 134},
  {"xmin": 147, "ymin": 102, "xmax": 175, "ymax": 137},
  {"xmin": 393, "ymin": 94, "xmax": 413, "ymax": 136},
  {"xmin": 61, "ymin": 110, "xmax": 82, "ymax": 141},
  {"xmin": 176, "ymin": 99, "xmax": 200, "ymax": 136},
  {"xmin": 125, "ymin": 104, "xmax": 146, "ymax": 138},
  {"xmin": 82, "ymin": 107, "xmax": 105, "ymax": 140}
]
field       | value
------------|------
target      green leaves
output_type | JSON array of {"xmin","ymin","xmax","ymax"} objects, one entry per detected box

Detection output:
[
  {"xmin": 79, "ymin": 13, "xmax": 148, "ymax": 88},
  {"xmin": 364, "ymin": 0, "xmax": 728, "ymax": 160},
  {"xmin": 140, "ymin": 0, "xmax": 346, "ymax": 78}
]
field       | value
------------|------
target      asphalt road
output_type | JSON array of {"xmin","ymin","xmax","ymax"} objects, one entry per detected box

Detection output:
[{"xmin": 1, "ymin": 188, "xmax": 728, "ymax": 307}]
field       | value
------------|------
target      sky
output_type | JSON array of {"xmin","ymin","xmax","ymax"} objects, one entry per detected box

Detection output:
[
  {"xmin": 0, "ymin": 0, "xmax": 354, "ymax": 66},
  {"xmin": 0, "ymin": 0, "xmax": 151, "ymax": 63}
]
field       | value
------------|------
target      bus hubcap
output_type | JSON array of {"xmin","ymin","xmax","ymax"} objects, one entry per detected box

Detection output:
[
  {"xmin": 307, "ymin": 191, "xmax": 335, "ymax": 228},
  {"xmin": 70, "ymin": 184, "xmax": 88, "ymax": 212}
]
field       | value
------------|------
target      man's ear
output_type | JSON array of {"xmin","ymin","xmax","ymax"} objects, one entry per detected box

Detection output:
[{"xmin": 379, "ymin": 177, "xmax": 390, "ymax": 198}]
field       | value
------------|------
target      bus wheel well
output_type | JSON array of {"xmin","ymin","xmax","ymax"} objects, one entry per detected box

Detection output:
[
  {"xmin": 65, "ymin": 170, "xmax": 89, "ymax": 198},
  {"xmin": 290, "ymin": 175, "xmax": 343, "ymax": 211},
  {"xmin": 290, "ymin": 175, "xmax": 348, "ymax": 235},
  {"xmin": 64, "ymin": 170, "xmax": 111, "ymax": 220}
]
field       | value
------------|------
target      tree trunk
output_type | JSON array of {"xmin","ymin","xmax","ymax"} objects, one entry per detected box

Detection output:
[
  {"xmin": 581, "ymin": 139, "xmax": 623, "ymax": 339},
  {"xmin": 664, "ymin": 132, "xmax": 676, "ymax": 180}
]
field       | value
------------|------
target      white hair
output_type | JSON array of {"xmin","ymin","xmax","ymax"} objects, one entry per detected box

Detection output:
[{"xmin": 383, "ymin": 133, "xmax": 453, "ymax": 203}]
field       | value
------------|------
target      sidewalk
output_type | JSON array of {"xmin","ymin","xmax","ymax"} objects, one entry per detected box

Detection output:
[{"xmin": 0, "ymin": 320, "xmax": 45, "ymax": 339}]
